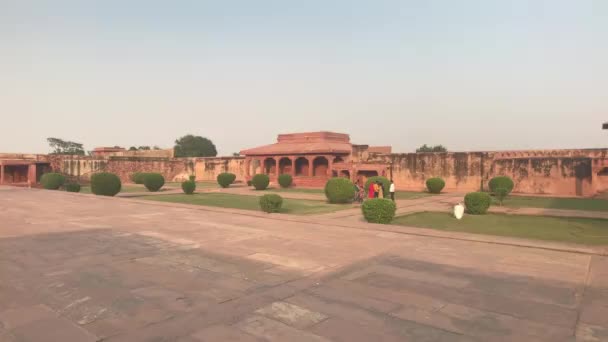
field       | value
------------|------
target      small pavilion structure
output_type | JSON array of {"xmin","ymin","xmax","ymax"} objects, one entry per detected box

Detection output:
[
  {"xmin": 240, "ymin": 131, "xmax": 389, "ymax": 187},
  {"xmin": 0, "ymin": 159, "xmax": 49, "ymax": 186}
]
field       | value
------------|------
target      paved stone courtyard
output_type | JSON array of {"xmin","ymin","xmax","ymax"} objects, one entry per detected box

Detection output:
[{"xmin": 1, "ymin": 186, "xmax": 608, "ymax": 341}]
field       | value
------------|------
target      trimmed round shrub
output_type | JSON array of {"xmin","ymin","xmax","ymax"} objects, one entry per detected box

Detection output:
[
  {"xmin": 364, "ymin": 176, "xmax": 390, "ymax": 198},
  {"xmin": 91, "ymin": 172, "xmax": 121, "ymax": 196},
  {"xmin": 64, "ymin": 183, "xmax": 81, "ymax": 193},
  {"xmin": 464, "ymin": 192, "xmax": 491, "ymax": 214},
  {"xmin": 181, "ymin": 180, "xmax": 196, "ymax": 194},
  {"xmin": 189, "ymin": 175, "xmax": 196, "ymax": 181},
  {"xmin": 217, "ymin": 172, "xmax": 236, "ymax": 188},
  {"xmin": 41, "ymin": 173, "xmax": 65, "ymax": 190},
  {"xmin": 251, "ymin": 174, "xmax": 270, "ymax": 190},
  {"xmin": 259, "ymin": 194, "xmax": 283, "ymax": 213},
  {"xmin": 489, "ymin": 176, "xmax": 514, "ymax": 195},
  {"xmin": 425, "ymin": 177, "xmax": 445, "ymax": 194},
  {"xmin": 495, "ymin": 187, "xmax": 509, "ymax": 206},
  {"xmin": 132, "ymin": 172, "xmax": 148, "ymax": 184},
  {"xmin": 278, "ymin": 174, "xmax": 293, "ymax": 188},
  {"xmin": 324, "ymin": 177, "xmax": 355, "ymax": 204},
  {"xmin": 362, "ymin": 198, "xmax": 396, "ymax": 224},
  {"xmin": 143, "ymin": 173, "xmax": 165, "ymax": 192}
]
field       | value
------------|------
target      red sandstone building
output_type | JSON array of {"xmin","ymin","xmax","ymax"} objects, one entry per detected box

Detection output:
[
  {"xmin": 240, "ymin": 132, "xmax": 390, "ymax": 187},
  {"xmin": 0, "ymin": 157, "xmax": 50, "ymax": 186}
]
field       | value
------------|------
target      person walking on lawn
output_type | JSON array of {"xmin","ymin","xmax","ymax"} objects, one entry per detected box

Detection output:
[{"xmin": 389, "ymin": 179, "xmax": 395, "ymax": 201}]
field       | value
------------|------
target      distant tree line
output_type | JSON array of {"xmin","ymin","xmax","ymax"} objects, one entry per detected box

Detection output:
[
  {"xmin": 416, "ymin": 144, "xmax": 448, "ymax": 153},
  {"xmin": 46, "ymin": 134, "xmax": 218, "ymax": 157}
]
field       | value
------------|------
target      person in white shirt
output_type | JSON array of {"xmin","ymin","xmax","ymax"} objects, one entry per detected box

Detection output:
[{"xmin": 389, "ymin": 179, "xmax": 396, "ymax": 201}]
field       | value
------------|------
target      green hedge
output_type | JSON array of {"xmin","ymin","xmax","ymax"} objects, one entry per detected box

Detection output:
[
  {"xmin": 251, "ymin": 174, "xmax": 270, "ymax": 190},
  {"xmin": 132, "ymin": 172, "xmax": 147, "ymax": 184},
  {"xmin": 489, "ymin": 176, "xmax": 514, "ymax": 194},
  {"xmin": 217, "ymin": 172, "xmax": 236, "ymax": 188},
  {"xmin": 64, "ymin": 183, "xmax": 81, "ymax": 193},
  {"xmin": 40, "ymin": 173, "xmax": 65, "ymax": 190},
  {"xmin": 259, "ymin": 194, "xmax": 283, "ymax": 213},
  {"xmin": 362, "ymin": 198, "xmax": 396, "ymax": 224},
  {"xmin": 425, "ymin": 177, "xmax": 445, "ymax": 194},
  {"xmin": 91, "ymin": 173, "xmax": 121, "ymax": 196},
  {"xmin": 143, "ymin": 173, "xmax": 165, "ymax": 192},
  {"xmin": 181, "ymin": 180, "xmax": 196, "ymax": 194},
  {"xmin": 278, "ymin": 174, "xmax": 293, "ymax": 188},
  {"xmin": 189, "ymin": 175, "xmax": 196, "ymax": 181},
  {"xmin": 364, "ymin": 176, "xmax": 390, "ymax": 198},
  {"xmin": 464, "ymin": 192, "xmax": 491, "ymax": 214},
  {"xmin": 324, "ymin": 177, "xmax": 355, "ymax": 204}
]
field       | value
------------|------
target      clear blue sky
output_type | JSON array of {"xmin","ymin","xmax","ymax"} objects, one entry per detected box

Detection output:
[{"xmin": 1, "ymin": 0, "xmax": 606, "ymax": 155}]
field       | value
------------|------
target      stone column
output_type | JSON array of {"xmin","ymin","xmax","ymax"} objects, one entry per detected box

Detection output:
[
  {"xmin": 28, "ymin": 164, "xmax": 37, "ymax": 185},
  {"xmin": 290, "ymin": 157, "xmax": 295, "ymax": 176},
  {"xmin": 308, "ymin": 157, "xmax": 314, "ymax": 177},
  {"xmin": 327, "ymin": 155, "xmax": 333, "ymax": 177},
  {"xmin": 274, "ymin": 157, "xmax": 280, "ymax": 176},
  {"xmin": 0, "ymin": 164, "xmax": 4, "ymax": 184}
]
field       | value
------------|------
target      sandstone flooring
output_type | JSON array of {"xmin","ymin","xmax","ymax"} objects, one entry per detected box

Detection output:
[{"xmin": 1, "ymin": 187, "xmax": 607, "ymax": 341}]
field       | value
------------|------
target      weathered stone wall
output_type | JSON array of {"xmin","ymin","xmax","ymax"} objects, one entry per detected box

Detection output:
[
  {"xmin": 49, "ymin": 155, "xmax": 196, "ymax": 183},
  {"xmin": 383, "ymin": 149, "xmax": 608, "ymax": 197},
  {"xmin": 24, "ymin": 148, "xmax": 608, "ymax": 196},
  {"xmin": 194, "ymin": 157, "xmax": 246, "ymax": 182}
]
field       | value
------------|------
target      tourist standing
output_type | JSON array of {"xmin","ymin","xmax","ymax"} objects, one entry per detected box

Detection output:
[
  {"xmin": 373, "ymin": 182, "xmax": 380, "ymax": 198},
  {"xmin": 377, "ymin": 182, "xmax": 384, "ymax": 198},
  {"xmin": 368, "ymin": 182, "xmax": 375, "ymax": 199},
  {"xmin": 389, "ymin": 179, "xmax": 395, "ymax": 201}
]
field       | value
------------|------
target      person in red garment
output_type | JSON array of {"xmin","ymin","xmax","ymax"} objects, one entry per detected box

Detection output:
[{"xmin": 368, "ymin": 182, "xmax": 375, "ymax": 199}]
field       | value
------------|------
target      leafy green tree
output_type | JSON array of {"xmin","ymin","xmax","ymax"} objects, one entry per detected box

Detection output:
[
  {"xmin": 174, "ymin": 134, "xmax": 217, "ymax": 157},
  {"xmin": 128, "ymin": 146, "xmax": 137, "ymax": 151},
  {"xmin": 138, "ymin": 146, "xmax": 151, "ymax": 150},
  {"xmin": 416, "ymin": 144, "xmax": 447, "ymax": 153},
  {"xmin": 47, "ymin": 137, "xmax": 85, "ymax": 155}
]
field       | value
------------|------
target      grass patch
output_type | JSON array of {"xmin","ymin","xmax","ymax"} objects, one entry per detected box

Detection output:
[
  {"xmin": 498, "ymin": 196, "xmax": 608, "ymax": 212},
  {"xmin": 393, "ymin": 211, "xmax": 608, "ymax": 245},
  {"xmin": 80, "ymin": 185, "xmax": 157, "ymax": 194},
  {"xmin": 268, "ymin": 187, "xmax": 325, "ymax": 194},
  {"xmin": 395, "ymin": 191, "xmax": 434, "ymax": 200},
  {"xmin": 164, "ymin": 181, "xmax": 218, "ymax": 189},
  {"xmin": 267, "ymin": 188, "xmax": 432, "ymax": 200},
  {"xmin": 141, "ymin": 193, "xmax": 352, "ymax": 215}
]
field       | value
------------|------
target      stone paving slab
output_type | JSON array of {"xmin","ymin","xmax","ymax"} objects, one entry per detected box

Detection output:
[{"xmin": 1, "ymin": 187, "xmax": 608, "ymax": 341}]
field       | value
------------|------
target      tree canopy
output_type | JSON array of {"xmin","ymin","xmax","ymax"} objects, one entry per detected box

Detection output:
[
  {"xmin": 47, "ymin": 137, "xmax": 85, "ymax": 155},
  {"xmin": 174, "ymin": 135, "xmax": 217, "ymax": 157},
  {"xmin": 416, "ymin": 144, "xmax": 447, "ymax": 153}
]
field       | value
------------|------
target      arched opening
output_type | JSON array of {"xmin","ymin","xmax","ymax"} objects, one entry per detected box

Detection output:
[
  {"xmin": 295, "ymin": 157, "xmax": 309, "ymax": 176},
  {"xmin": 313, "ymin": 156, "xmax": 329, "ymax": 177},
  {"xmin": 332, "ymin": 170, "xmax": 338, "ymax": 177},
  {"xmin": 339, "ymin": 170, "xmax": 350, "ymax": 179},
  {"xmin": 598, "ymin": 167, "xmax": 608, "ymax": 176},
  {"xmin": 251, "ymin": 159, "xmax": 261, "ymax": 175},
  {"xmin": 263, "ymin": 158, "xmax": 277, "ymax": 175},
  {"xmin": 333, "ymin": 156, "xmax": 345, "ymax": 164},
  {"xmin": 279, "ymin": 157, "xmax": 292, "ymax": 175}
]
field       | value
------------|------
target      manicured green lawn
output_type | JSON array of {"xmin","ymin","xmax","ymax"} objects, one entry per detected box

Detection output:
[
  {"xmin": 393, "ymin": 212, "xmax": 608, "ymax": 245},
  {"xmin": 80, "ymin": 185, "xmax": 159, "ymax": 194},
  {"xmin": 268, "ymin": 187, "xmax": 325, "ymax": 194},
  {"xmin": 267, "ymin": 187, "xmax": 432, "ymax": 200},
  {"xmin": 164, "ymin": 181, "xmax": 218, "ymax": 188},
  {"xmin": 497, "ymin": 196, "xmax": 608, "ymax": 212},
  {"xmin": 395, "ymin": 191, "xmax": 434, "ymax": 200},
  {"xmin": 141, "ymin": 193, "xmax": 353, "ymax": 215}
]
